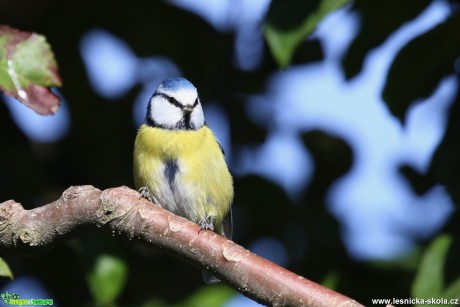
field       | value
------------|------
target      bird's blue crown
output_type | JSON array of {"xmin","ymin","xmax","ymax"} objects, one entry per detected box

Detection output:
[{"xmin": 159, "ymin": 77, "xmax": 196, "ymax": 92}]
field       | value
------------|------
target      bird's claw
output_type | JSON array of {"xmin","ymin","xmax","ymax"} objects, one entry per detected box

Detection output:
[
  {"xmin": 138, "ymin": 187, "xmax": 154, "ymax": 203},
  {"xmin": 199, "ymin": 216, "xmax": 215, "ymax": 231}
]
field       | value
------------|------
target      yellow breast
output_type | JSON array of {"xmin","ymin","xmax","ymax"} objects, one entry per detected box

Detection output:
[{"xmin": 133, "ymin": 124, "xmax": 233, "ymax": 227}]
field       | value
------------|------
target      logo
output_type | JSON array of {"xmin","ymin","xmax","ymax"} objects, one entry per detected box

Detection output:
[{"xmin": 1, "ymin": 291, "xmax": 53, "ymax": 306}]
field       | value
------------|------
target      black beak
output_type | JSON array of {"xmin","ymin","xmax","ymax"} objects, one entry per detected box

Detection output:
[{"xmin": 183, "ymin": 106, "xmax": 193, "ymax": 113}]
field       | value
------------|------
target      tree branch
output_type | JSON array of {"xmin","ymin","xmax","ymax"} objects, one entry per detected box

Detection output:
[{"xmin": 0, "ymin": 185, "xmax": 363, "ymax": 306}]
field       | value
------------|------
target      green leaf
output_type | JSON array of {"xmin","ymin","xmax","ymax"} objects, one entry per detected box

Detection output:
[
  {"xmin": 87, "ymin": 254, "xmax": 128, "ymax": 306},
  {"xmin": 442, "ymin": 277, "xmax": 460, "ymax": 302},
  {"xmin": 382, "ymin": 15, "xmax": 460, "ymax": 123},
  {"xmin": 264, "ymin": 0, "xmax": 350, "ymax": 68},
  {"xmin": 0, "ymin": 25, "xmax": 61, "ymax": 115},
  {"xmin": 321, "ymin": 271, "xmax": 340, "ymax": 290},
  {"xmin": 141, "ymin": 286, "xmax": 235, "ymax": 307},
  {"xmin": 0, "ymin": 257, "xmax": 14, "ymax": 279},
  {"xmin": 412, "ymin": 235, "xmax": 452, "ymax": 301},
  {"xmin": 181, "ymin": 285, "xmax": 235, "ymax": 307}
]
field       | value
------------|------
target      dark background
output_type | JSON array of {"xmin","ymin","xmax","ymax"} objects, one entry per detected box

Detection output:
[{"xmin": 1, "ymin": 0, "xmax": 459, "ymax": 306}]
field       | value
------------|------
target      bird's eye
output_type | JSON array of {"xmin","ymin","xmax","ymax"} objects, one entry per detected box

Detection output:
[
  {"xmin": 193, "ymin": 98, "xmax": 199, "ymax": 107},
  {"xmin": 167, "ymin": 96, "xmax": 182, "ymax": 108}
]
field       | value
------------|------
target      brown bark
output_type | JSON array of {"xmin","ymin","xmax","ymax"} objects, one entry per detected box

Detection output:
[{"xmin": 0, "ymin": 185, "xmax": 363, "ymax": 307}]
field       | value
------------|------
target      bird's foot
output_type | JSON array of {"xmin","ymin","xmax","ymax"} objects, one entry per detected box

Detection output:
[
  {"xmin": 138, "ymin": 187, "xmax": 157, "ymax": 204},
  {"xmin": 199, "ymin": 216, "xmax": 215, "ymax": 231}
]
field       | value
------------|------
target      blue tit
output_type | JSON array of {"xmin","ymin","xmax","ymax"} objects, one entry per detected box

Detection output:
[{"xmin": 133, "ymin": 77, "xmax": 233, "ymax": 284}]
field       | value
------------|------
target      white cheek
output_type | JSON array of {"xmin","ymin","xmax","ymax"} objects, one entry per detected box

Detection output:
[
  {"xmin": 151, "ymin": 97, "xmax": 182, "ymax": 127},
  {"xmin": 191, "ymin": 105, "xmax": 205, "ymax": 128}
]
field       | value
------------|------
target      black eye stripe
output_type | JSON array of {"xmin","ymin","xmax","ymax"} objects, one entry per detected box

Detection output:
[
  {"xmin": 156, "ymin": 93, "xmax": 183, "ymax": 109},
  {"xmin": 156, "ymin": 92, "xmax": 198, "ymax": 110},
  {"xmin": 170, "ymin": 97, "xmax": 183, "ymax": 109}
]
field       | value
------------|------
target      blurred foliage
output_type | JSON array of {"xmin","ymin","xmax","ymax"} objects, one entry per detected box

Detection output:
[
  {"xmin": 412, "ymin": 234, "xmax": 460, "ymax": 304},
  {"xmin": 0, "ymin": 0, "xmax": 460, "ymax": 306},
  {"xmin": 264, "ymin": 0, "xmax": 350, "ymax": 67},
  {"xmin": 87, "ymin": 254, "xmax": 127, "ymax": 306},
  {"xmin": 431, "ymin": 82, "xmax": 460, "ymax": 208},
  {"xmin": 140, "ymin": 285, "xmax": 234, "ymax": 307},
  {"xmin": 0, "ymin": 258, "xmax": 13, "ymax": 279},
  {"xmin": 383, "ymin": 14, "xmax": 460, "ymax": 122},
  {"xmin": 342, "ymin": 0, "xmax": 433, "ymax": 80}
]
